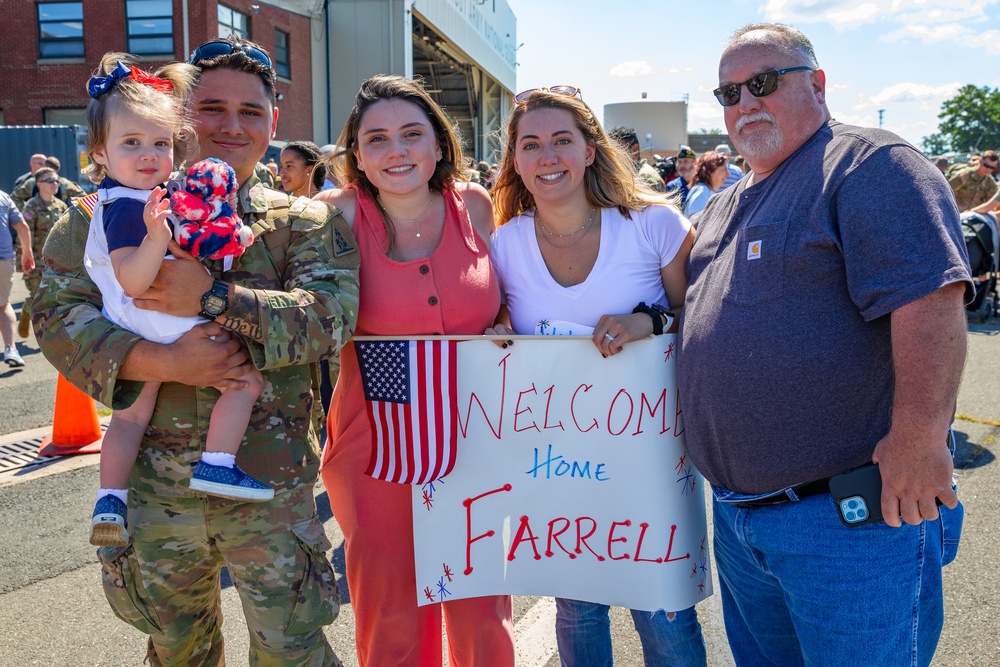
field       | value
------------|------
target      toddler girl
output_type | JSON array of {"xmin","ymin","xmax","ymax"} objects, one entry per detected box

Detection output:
[{"xmin": 83, "ymin": 53, "xmax": 269, "ymax": 547}]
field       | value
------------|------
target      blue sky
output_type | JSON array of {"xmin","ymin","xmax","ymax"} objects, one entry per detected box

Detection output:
[{"xmin": 504, "ymin": 0, "xmax": 1000, "ymax": 151}]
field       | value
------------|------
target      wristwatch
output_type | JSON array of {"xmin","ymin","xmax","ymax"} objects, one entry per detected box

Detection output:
[{"xmin": 199, "ymin": 280, "xmax": 230, "ymax": 320}]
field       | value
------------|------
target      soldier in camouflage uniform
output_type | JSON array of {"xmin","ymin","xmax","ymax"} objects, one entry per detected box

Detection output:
[
  {"xmin": 17, "ymin": 167, "xmax": 66, "ymax": 338},
  {"xmin": 11, "ymin": 155, "xmax": 86, "ymax": 211},
  {"xmin": 950, "ymin": 150, "xmax": 1000, "ymax": 214},
  {"xmin": 32, "ymin": 38, "xmax": 359, "ymax": 667}
]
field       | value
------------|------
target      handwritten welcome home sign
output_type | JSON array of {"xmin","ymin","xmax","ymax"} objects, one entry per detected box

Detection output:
[{"xmin": 406, "ymin": 336, "xmax": 711, "ymax": 612}]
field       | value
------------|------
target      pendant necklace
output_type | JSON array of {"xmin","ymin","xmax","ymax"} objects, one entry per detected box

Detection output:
[
  {"xmin": 378, "ymin": 195, "xmax": 435, "ymax": 238},
  {"xmin": 535, "ymin": 207, "xmax": 597, "ymax": 248}
]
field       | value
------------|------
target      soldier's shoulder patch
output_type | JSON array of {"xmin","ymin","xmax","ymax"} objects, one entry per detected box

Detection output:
[
  {"xmin": 76, "ymin": 192, "xmax": 99, "ymax": 220},
  {"xmin": 331, "ymin": 214, "xmax": 357, "ymax": 258}
]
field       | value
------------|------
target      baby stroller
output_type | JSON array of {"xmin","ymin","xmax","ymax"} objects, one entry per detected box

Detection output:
[{"xmin": 961, "ymin": 211, "xmax": 999, "ymax": 322}]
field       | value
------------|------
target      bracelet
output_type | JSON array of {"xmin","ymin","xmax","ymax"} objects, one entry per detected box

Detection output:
[
  {"xmin": 632, "ymin": 302, "xmax": 664, "ymax": 335},
  {"xmin": 649, "ymin": 303, "xmax": 675, "ymax": 333}
]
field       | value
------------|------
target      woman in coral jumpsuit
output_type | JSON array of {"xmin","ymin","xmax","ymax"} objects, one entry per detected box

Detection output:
[{"xmin": 315, "ymin": 75, "xmax": 515, "ymax": 667}]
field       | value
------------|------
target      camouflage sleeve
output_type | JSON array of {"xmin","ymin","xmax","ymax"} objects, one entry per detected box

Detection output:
[
  {"xmin": 11, "ymin": 180, "xmax": 32, "ymax": 211},
  {"xmin": 242, "ymin": 198, "xmax": 360, "ymax": 371},
  {"xmin": 62, "ymin": 179, "xmax": 86, "ymax": 203},
  {"xmin": 31, "ymin": 204, "xmax": 144, "ymax": 409}
]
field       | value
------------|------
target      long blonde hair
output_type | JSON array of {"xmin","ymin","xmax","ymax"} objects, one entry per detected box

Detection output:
[
  {"xmin": 492, "ymin": 91, "xmax": 672, "ymax": 225},
  {"xmin": 83, "ymin": 52, "xmax": 197, "ymax": 182}
]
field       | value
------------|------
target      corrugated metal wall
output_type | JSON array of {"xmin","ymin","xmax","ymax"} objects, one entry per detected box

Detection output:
[{"xmin": 1, "ymin": 126, "xmax": 90, "ymax": 194}]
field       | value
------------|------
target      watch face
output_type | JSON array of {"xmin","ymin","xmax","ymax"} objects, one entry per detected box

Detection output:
[{"xmin": 205, "ymin": 295, "xmax": 227, "ymax": 314}]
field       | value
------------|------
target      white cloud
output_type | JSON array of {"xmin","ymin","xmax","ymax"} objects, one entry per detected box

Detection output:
[
  {"xmin": 850, "ymin": 81, "xmax": 962, "ymax": 110},
  {"xmin": 763, "ymin": 0, "xmax": 1000, "ymax": 33},
  {"xmin": 609, "ymin": 60, "xmax": 658, "ymax": 78}
]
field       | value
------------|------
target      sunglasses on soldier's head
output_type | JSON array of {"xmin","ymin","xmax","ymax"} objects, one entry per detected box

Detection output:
[
  {"xmin": 190, "ymin": 40, "xmax": 273, "ymax": 70},
  {"xmin": 713, "ymin": 66, "xmax": 814, "ymax": 107}
]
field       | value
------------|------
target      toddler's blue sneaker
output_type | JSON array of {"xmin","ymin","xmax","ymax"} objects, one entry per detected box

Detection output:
[
  {"xmin": 90, "ymin": 495, "xmax": 129, "ymax": 546},
  {"xmin": 189, "ymin": 461, "xmax": 274, "ymax": 502}
]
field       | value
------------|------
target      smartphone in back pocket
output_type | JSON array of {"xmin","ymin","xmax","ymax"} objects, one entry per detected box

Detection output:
[{"xmin": 829, "ymin": 463, "xmax": 884, "ymax": 527}]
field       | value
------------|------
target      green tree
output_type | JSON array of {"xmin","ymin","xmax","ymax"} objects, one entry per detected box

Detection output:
[
  {"xmin": 923, "ymin": 85, "xmax": 1000, "ymax": 153},
  {"xmin": 921, "ymin": 133, "xmax": 948, "ymax": 156}
]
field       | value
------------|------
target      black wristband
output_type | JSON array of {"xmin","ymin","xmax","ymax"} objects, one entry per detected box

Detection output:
[
  {"xmin": 632, "ymin": 302, "xmax": 663, "ymax": 335},
  {"xmin": 649, "ymin": 303, "xmax": 675, "ymax": 333}
]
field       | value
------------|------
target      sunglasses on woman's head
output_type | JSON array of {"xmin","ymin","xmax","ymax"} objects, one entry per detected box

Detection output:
[
  {"xmin": 713, "ymin": 66, "xmax": 813, "ymax": 107},
  {"xmin": 189, "ymin": 40, "xmax": 273, "ymax": 70},
  {"xmin": 513, "ymin": 85, "xmax": 581, "ymax": 106}
]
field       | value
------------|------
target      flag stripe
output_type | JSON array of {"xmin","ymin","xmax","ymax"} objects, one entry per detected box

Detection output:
[
  {"xmin": 357, "ymin": 339, "xmax": 460, "ymax": 485},
  {"xmin": 415, "ymin": 342, "xmax": 430, "ymax": 486},
  {"xmin": 445, "ymin": 340, "xmax": 459, "ymax": 477},
  {"xmin": 429, "ymin": 341, "xmax": 445, "ymax": 481}
]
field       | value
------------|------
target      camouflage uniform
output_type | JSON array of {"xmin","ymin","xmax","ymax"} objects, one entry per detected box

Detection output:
[
  {"xmin": 255, "ymin": 161, "xmax": 278, "ymax": 189},
  {"xmin": 949, "ymin": 166, "xmax": 1000, "ymax": 212},
  {"xmin": 11, "ymin": 175, "xmax": 85, "ymax": 211},
  {"xmin": 33, "ymin": 171, "xmax": 359, "ymax": 667},
  {"xmin": 11, "ymin": 170, "xmax": 33, "ymax": 193},
  {"xmin": 19, "ymin": 195, "xmax": 66, "ymax": 307},
  {"xmin": 636, "ymin": 158, "xmax": 666, "ymax": 192}
]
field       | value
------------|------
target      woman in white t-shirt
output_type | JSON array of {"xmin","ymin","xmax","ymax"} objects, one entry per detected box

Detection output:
[{"xmin": 486, "ymin": 86, "xmax": 705, "ymax": 666}]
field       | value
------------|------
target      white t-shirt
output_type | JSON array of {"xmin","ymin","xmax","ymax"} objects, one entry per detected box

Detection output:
[{"xmin": 490, "ymin": 205, "xmax": 691, "ymax": 335}]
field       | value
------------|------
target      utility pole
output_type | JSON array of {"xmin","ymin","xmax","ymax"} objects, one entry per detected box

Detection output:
[{"xmin": 878, "ymin": 109, "xmax": 885, "ymax": 128}]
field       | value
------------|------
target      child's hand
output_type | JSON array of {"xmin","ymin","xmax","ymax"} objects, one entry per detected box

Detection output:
[{"xmin": 144, "ymin": 187, "xmax": 173, "ymax": 245}]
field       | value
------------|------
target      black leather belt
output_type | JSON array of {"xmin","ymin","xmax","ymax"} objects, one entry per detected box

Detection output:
[{"xmin": 731, "ymin": 477, "xmax": 831, "ymax": 509}]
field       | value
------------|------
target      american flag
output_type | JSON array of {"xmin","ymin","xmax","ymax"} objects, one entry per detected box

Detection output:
[{"xmin": 356, "ymin": 339, "xmax": 459, "ymax": 484}]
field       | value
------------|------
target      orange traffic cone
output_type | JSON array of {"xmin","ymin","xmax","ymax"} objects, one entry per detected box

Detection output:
[{"xmin": 38, "ymin": 374, "xmax": 104, "ymax": 456}]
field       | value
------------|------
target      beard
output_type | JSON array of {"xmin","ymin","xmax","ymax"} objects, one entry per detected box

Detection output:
[{"xmin": 733, "ymin": 111, "xmax": 783, "ymax": 161}]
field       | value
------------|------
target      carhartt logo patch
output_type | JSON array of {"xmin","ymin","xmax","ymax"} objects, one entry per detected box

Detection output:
[{"xmin": 747, "ymin": 240, "xmax": 762, "ymax": 260}]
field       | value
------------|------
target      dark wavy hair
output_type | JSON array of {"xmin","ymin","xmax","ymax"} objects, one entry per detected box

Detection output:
[{"xmin": 282, "ymin": 140, "xmax": 326, "ymax": 193}]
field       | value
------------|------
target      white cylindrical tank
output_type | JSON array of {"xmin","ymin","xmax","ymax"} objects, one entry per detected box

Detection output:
[{"xmin": 603, "ymin": 101, "xmax": 687, "ymax": 154}]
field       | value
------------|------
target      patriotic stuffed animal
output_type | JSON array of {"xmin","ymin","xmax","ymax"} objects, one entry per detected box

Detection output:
[{"xmin": 169, "ymin": 158, "xmax": 254, "ymax": 260}]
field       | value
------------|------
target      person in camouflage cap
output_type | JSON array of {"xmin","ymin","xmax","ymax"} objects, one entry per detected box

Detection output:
[
  {"xmin": 32, "ymin": 37, "xmax": 359, "ymax": 667},
  {"xmin": 17, "ymin": 166, "xmax": 66, "ymax": 338}
]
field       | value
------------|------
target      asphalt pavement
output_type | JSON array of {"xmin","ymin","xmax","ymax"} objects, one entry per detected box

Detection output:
[{"xmin": 0, "ymin": 277, "xmax": 997, "ymax": 666}]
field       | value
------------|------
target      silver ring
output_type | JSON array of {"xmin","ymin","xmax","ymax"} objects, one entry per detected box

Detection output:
[{"xmin": 604, "ymin": 333, "xmax": 614, "ymax": 342}]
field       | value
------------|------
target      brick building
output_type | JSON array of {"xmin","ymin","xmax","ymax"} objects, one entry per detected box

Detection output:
[{"xmin": 0, "ymin": 1, "xmax": 316, "ymax": 142}]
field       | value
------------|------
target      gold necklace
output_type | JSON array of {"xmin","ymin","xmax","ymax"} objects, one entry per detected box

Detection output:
[
  {"xmin": 535, "ymin": 208, "xmax": 597, "ymax": 248},
  {"xmin": 378, "ymin": 195, "xmax": 435, "ymax": 238}
]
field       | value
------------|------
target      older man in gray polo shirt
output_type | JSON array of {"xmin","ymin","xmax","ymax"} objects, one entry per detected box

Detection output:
[{"xmin": 679, "ymin": 22, "xmax": 971, "ymax": 667}]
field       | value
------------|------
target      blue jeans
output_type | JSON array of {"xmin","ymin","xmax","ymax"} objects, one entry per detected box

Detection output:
[
  {"xmin": 712, "ymin": 491, "xmax": 963, "ymax": 667},
  {"xmin": 555, "ymin": 598, "xmax": 706, "ymax": 666}
]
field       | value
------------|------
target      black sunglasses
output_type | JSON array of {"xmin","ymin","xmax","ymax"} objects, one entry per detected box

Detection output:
[
  {"xmin": 713, "ymin": 66, "xmax": 814, "ymax": 107},
  {"xmin": 189, "ymin": 40, "xmax": 273, "ymax": 70},
  {"xmin": 37, "ymin": 178, "xmax": 59, "ymax": 184}
]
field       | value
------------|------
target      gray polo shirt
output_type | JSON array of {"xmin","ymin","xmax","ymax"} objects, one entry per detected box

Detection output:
[
  {"xmin": 679, "ymin": 122, "xmax": 972, "ymax": 494},
  {"xmin": 0, "ymin": 191, "xmax": 22, "ymax": 261}
]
